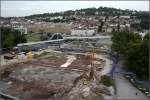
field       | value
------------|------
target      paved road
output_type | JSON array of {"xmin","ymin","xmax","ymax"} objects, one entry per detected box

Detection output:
[
  {"xmin": 114, "ymin": 60, "xmax": 149, "ymax": 100},
  {"xmin": 114, "ymin": 74, "xmax": 149, "ymax": 100}
]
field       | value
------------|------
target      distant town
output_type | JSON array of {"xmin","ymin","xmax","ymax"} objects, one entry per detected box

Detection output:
[{"xmin": 0, "ymin": 7, "xmax": 149, "ymax": 38}]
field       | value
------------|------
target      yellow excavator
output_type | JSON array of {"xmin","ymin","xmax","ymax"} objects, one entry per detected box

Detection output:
[{"xmin": 27, "ymin": 51, "xmax": 33, "ymax": 60}]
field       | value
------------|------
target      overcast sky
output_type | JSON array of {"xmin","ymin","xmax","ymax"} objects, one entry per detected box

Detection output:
[{"xmin": 1, "ymin": 1, "xmax": 149, "ymax": 17}]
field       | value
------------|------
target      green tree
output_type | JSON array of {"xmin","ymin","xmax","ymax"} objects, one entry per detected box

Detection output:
[
  {"xmin": 3, "ymin": 34, "xmax": 15, "ymax": 47},
  {"xmin": 124, "ymin": 37, "xmax": 149, "ymax": 80},
  {"xmin": 111, "ymin": 31, "xmax": 149, "ymax": 80},
  {"xmin": 1, "ymin": 27, "xmax": 27, "ymax": 51},
  {"xmin": 111, "ymin": 32, "xmax": 141, "ymax": 56}
]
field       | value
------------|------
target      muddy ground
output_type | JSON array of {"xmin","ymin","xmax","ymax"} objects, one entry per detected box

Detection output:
[{"xmin": 0, "ymin": 52, "xmax": 109, "ymax": 100}]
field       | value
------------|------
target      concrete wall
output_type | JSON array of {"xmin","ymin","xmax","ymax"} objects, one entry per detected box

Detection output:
[{"xmin": 27, "ymin": 23, "xmax": 72, "ymax": 33}]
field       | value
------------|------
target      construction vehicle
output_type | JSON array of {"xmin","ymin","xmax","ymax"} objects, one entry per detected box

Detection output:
[{"xmin": 27, "ymin": 52, "xmax": 33, "ymax": 60}]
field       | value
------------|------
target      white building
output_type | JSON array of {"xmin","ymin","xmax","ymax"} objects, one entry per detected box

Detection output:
[
  {"xmin": 106, "ymin": 27, "xmax": 113, "ymax": 33},
  {"xmin": 95, "ymin": 11, "xmax": 99, "ymax": 15},
  {"xmin": 50, "ymin": 16, "xmax": 63, "ymax": 20},
  {"xmin": 120, "ymin": 15, "xmax": 130, "ymax": 19},
  {"xmin": 139, "ymin": 31, "xmax": 148, "ymax": 39},
  {"xmin": 125, "ymin": 24, "xmax": 130, "ymax": 27},
  {"xmin": 71, "ymin": 29, "xmax": 95, "ymax": 36},
  {"xmin": 14, "ymin": 26, "xmax": 27, "ymax": 34}
]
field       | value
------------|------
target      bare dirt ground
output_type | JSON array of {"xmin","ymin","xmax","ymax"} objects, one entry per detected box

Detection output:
[
  {"xmin": 0, "ymin": 62, "xmax": 83, "ymax": 100},
  {"xmin": 0, "ymin": 52, "xmax": 113, "ymax": 100}
]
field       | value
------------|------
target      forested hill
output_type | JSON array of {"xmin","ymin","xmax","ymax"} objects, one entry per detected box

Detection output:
[
  {"xmin": 23, "ymin": 7, "xmax": 148, "ymax": 18},
  {"xmin": 1, "ymin": 6, "xmax": 148, "ymax": 20}
]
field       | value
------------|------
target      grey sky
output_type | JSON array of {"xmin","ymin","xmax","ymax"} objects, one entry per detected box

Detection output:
[{"xmin": 1, "ymin": 1, "xmax": 149, "ymax": 17}]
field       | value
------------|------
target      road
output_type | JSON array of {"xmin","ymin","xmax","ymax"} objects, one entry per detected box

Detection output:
[
  {"xmin": 114, "ymin": 60, "xmax": 149, "ymax": 100},
  {"xmin": 114, "ymin": 74, "xmax": 149, "ymax": 100}
]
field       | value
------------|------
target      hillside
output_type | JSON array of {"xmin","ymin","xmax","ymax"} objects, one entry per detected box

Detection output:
[{"xmin": 0, "ymin": 7, "xmax": 149, "ymax": 29}]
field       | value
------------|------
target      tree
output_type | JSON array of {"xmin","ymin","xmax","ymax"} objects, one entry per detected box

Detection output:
[
  {"xmin": 124, "ymin": 37, "xmax": 149, "ymax": 80},
  {"xmin": 111, "ymin": 32, "xmax": 141, "ymax": 56},
  {"xmin": 111, "ymin": 31, "xmax": 149, "ymax": 80},
  {"xmin": 1, "ymin": 27, "xmax": 27, "ymax": 51},
  {"xmin": 3, "ymin": 34, "xmax": 15, "ymax": 47},
  {"xmin": 137, "ymin": 12, "xmax": 149, "ymax": 29}
]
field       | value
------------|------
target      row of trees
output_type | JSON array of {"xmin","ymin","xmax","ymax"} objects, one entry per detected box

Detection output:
[
  {"xmin": 1, "ymin": 27, "xmax": 27, "ymax": 51},
  {"xmin": 111, "ymin": 32, "xmax": 149, "ymax": 80}
]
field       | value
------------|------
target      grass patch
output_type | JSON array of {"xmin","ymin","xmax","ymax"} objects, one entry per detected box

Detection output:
[
  {"xmin": 36, "ymin": 52, "xmax": 65, "ymax": 60},
  {"xmin": 26, "ymin": 33, "xmax": 41, "ymax": 42},
  {"xmin": 99, "ymin": 75, "xmax": 116, "ymax": 94},
  {"xmin": 100, "ymin": 75, "xmax": 113, "ymax": 87}
]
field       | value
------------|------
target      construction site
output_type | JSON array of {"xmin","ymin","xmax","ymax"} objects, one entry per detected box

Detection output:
[{"xmin": 0, "ymin": 47, "xmax": 114, "ymax": 100}]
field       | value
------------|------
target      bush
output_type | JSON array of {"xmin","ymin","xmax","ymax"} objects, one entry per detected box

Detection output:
[
  {"xmin": 21, "ymin": 48, "xmax": 30, "ymax": 53},
  {"xmin": 111, "ymin": 31, "xmax": 149, "ymax": 80},
  {"xmin": 101, "ymin": 75, "xmax": 113, "ymax": 86},
  {"xmin": 1, "ymin": 27, "xmax": 27, "ymax": 50}
]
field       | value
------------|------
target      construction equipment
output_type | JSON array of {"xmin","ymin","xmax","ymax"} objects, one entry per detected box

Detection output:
[
  {"xmin": 89, "ymin": 49, "xmax": 96, "ymax": 81},
  {"xmin": 83, "ymin": 49, "xmax": 96, "ymax": 83},
  {"xmin": 27, "ymin": 52, "xmax": 33, "ymax": 60}
]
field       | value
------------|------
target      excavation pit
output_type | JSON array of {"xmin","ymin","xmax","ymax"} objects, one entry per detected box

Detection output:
[
  {"xmin": 0, "ymin": 52, "xmax": 105, "ymax": 100},
  {"xmin": 1, "ymin": 63, "xmax": 83, "ymax": 100}
]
